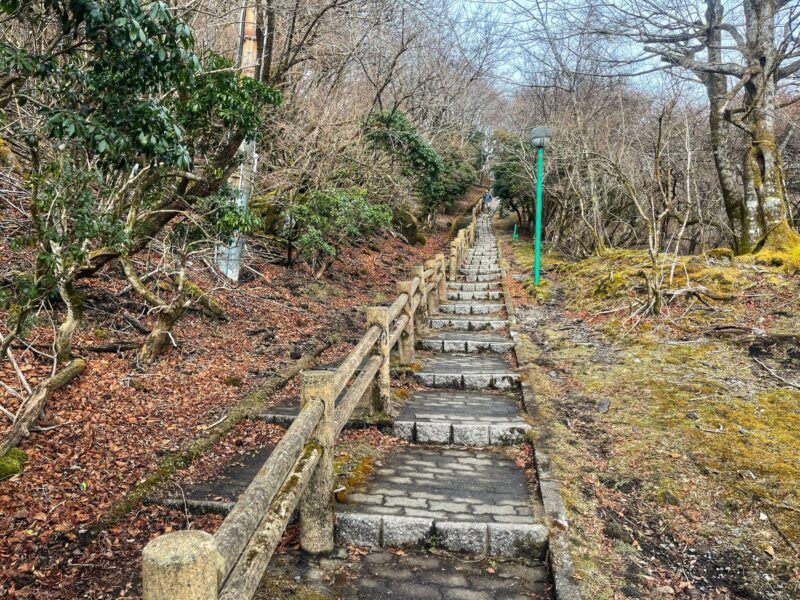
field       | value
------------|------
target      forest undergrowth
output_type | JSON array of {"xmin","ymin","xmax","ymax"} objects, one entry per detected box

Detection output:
[{"xmin": 0, "ymin": 192, "xmax": 475, "ymax": 599}]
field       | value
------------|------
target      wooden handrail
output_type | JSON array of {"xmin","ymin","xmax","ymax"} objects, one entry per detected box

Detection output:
[
  {"xmin": 141, "ymin": 204, "xmax": 482, "ymax": 600},
  {"xmin": 215, "ymin": 397, "xmax": 324, "ymax": 580},
  {"xmin": 333, "ymin": 324, "xmax": 381, "ymax": 397},
  {"xmin": 334, "ymin": 355, "xmax": 383, "ymax": 436},
  {"xmin": 388, "ymin": 293, "xmax": 409, "ymax": 321}
]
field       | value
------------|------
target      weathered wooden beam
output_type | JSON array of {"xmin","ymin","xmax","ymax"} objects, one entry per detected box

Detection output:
[
  {"xmin": 333, "ymin": 325, "xmax": 380, "ymax": 397},
  {"xmin": 395, "ymin": 281, "xmax": 416, "ymax": 365},
  {"xmin": 214, "ymin": 399, "xmax": 323, "ymax": 579},
  {"xmin": 366, "ymin": 306, "xmax": 391, "ymax": 413},
  {"xmin": 219, "ymin": 443, "xmax": 321, "ymax": 600},
  {"xmin": 435, "ymin": 253, "xmax": 447, "ymax": 301},
  {"xmin": 334, "ymin": 355, "xmax": 382, "ymax": 436},
  {"xmin": 299, "ymin": 371, "xmax": 336, "ymax": 553}
]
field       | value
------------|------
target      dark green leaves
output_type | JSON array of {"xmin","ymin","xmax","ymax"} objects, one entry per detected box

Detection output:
[
  {"xmin": 364, "ymin": 111, "xmax": 478, "ymax": 212},
  {"xmin": 286, "ymin": 188, "xmax": 392, "ymax": 261},
  {"xmin": 176, "ymin": 53, "xmax": 281, "ymax": 153}
]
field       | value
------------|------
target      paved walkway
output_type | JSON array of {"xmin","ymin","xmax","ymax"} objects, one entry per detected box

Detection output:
[
  {"xmin": 333, "ymin": 214, "xmax": 551, "ymax": 598},
  {"xmin": 157, "ymin": 214, "xmax": 554, "ymax": 598}
]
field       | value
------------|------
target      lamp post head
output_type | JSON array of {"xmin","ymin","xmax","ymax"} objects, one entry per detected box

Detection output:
[{"xmin": 530, "ymin": 126, "xmax": 551, "ymax": 149}]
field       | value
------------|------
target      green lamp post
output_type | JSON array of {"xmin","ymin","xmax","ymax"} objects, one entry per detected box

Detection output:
[{"xmin": 530, "ymin": 126, "xmax": 550, "ymax": 285}]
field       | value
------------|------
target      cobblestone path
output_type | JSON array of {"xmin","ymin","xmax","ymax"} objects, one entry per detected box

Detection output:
[{"xmin": 332, "ymin": 214, "xmax": 553, "ymax": 598}]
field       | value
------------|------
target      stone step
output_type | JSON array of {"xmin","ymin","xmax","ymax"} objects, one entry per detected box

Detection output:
[
  {"xmin": 279, "ymin": 548, "xmax": 552, "ymax": 600},
  {"xmin": 414, "ymin": 354, "xmax": 519, "ymax": 389},
  {"xmin": 463, "ymin": 274, "xmax": 501, "ymax": 283},
  {"xmin": 438, "ymin": 302, "xmax": 505, "ymax": 315},
  {"xmin": 429, "ymin": 315, "xmax": 507, "ymax": 331},
  {"xmin": 393, "ymin": 391, "xmax": 529, "ymax": 445},
  {"xmin": 335, "ymin": 447, "xmax": 547, "ymax": 558},
  {"xmin": 419, "ymin": 331, "xmax": 514, "ymax": 353},
  {"xmin": 447, "ymin": 290, "xmax": 503, "ymax": 301},
  {"xmin": 151, "ymin": 443, "xmax": 276, "ymax": 515},
  {"xmin": 460, "ymin": 268, "xmax": 501, "ymax": 276},
  {"xmin": 448, "ymin": 282, "xmax": 500, "ymax": 291}
]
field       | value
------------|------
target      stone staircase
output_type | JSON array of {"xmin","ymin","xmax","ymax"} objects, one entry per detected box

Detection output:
[{"xmin": 336, "ymin": 214, "xmax": 547, "ymax": 563}]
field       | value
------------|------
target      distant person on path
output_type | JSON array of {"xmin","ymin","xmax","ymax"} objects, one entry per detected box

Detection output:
[{"xmin": 482, "ymin": 190, "xmax": 493, "ymax": 213}]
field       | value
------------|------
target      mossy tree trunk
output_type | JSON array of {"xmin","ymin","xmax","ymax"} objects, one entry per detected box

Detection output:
[
  {"xmin": 54, "ymin": 279, "xmax": 83, "ymax": 364},
  {"xmin": 121, "ymin": 256, "xmax": 191, "ymax": 365},
  {"xmin": 705, "ymin": 0, "xmax": 749, "ymax": 253},
  {"xmin": 705, "ymin": 0, "xmax": 795, "ymax": 254},
  {"xmin": 0, "ymin": 358, "xmax": 86, "ymax": 456},
  {"xmin": 650, "ymin": 0, "xmax": 798, "ymax": 255},
  {"xmin": 138, "ymin": 308, "xmax": 183, "ymax": 365}
]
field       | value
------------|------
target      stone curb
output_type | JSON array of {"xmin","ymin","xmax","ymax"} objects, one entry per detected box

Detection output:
[
  {"xmin": 391, "ymin": 420, "xmax": 530, "ymax": 445},
  {"xmin": 419, "ymin": 338, "xmax": 514, "ymax": 354},
  {"xmin": 413, "ymin": 371, "xmax": 520, "ymax": 390},
  {"xmin": 335, "ymin": 513, "xmax": 548, "ymax": 559},
  {"xmin": 495, "ymin": 215, "xmax": 582, "ymax": 600}
]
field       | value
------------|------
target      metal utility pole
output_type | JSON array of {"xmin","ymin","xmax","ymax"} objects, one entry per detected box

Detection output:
[
  {"xmin": 529, "ymin": 127, "xmax": 550, "ymax": 286},
  {"xmin": 217, "ymin": 0, "xmax": 259, "ymax": 281}
]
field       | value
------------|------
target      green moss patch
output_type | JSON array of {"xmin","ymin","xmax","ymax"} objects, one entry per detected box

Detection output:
[{"xmin": 0, "ymin": 448, "xmax": 27, "ymax": 479}]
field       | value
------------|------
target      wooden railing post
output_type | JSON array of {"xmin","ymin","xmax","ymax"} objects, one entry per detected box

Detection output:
[
  {"xmin": 424, "ymin": 260, "xmax": 439, "ymax": 314},
  {"xmin": 299, "ymin": 370, "xmax": 336, "ymax": 553},
  {"xmin": 412, "ymin": 266, "xmax": 428, "ymax": 332},
  {"xmin": 395, "ymin": 281, "xmax": 416, "ymax": 364},
  {"xmin": 142, "ymin": 530, "xmax": 222, "ymax": 600},
  {"xmin": 435, "ymin": 253, "xmax": 447, "ymax": 302},
  {"xmin": 366, "ymin": 306, "xmax": 391, "ymax": 413},
  {"xmin": 449, "ymin": 240, "xmax": 458, "ymax": 281}
]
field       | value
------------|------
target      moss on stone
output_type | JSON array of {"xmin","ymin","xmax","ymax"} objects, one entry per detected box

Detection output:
[{"xmin": 0, "ymin": 448, "xmax": 27, "ymax": 479}]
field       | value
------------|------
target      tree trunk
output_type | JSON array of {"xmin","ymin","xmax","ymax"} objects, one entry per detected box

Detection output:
[
  {"xmin": 138, "ymin": 309, "xmax": 181, "ymax": 365},
  {"xmin": 0, "ymin": 358, "xmax": 86, "ymax": 456},
  {"xmin": 705, "ymin": 0, "xmax": 749, "ymax": 253},
  {"xmin": 741, "ymin": 69, "xmax": 794, "ymax": 249},
  {"xmin": 736, "ymin": 0, "xmax": 797, "ymax": 251},
  {"xmin": 54, "ymin": 279, "xmax": 83, "ymax": 364}
]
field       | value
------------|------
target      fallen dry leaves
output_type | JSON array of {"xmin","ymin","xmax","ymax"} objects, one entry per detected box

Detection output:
[{"xmin": 0, "ymin": 201, "xmax": 463, "ymax": 598}]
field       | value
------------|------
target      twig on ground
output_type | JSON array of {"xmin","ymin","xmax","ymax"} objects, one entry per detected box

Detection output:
[
  {"xmin": 1, "ymin": 380, "xmax": 24, "ymax": 401},
  {"xmin": 697, "ymin": 424, "xmax": 724, "ymax": 434},
  {"xmin": 766, "ymin": 513, "xmax": 799, "ymax": 554},
  {"xmin": 207, "ymin": 412, "xmax": 228, "ymax": 429},
  {"xmin": 0, "ymin": 403, "xmax": 16, "ymax": 421},
  {"xmin": 6, "ymin": 348, "xmax": 32, "ymax": 395},
  {"xmin": 764, "ymin": 499, "xmax": 800, "ymax": 514},
  {"xmin": 123, "ymin": 313, "xmax": 151, "ymax": 334},
  {"xmin": 752, "ymin": 357, "xmax": 800, "ymax": 390},
  {"xmin": 31, "ymin": 419, "xmax": 77, "ymax": 432},
  {"xmin": 591, "ymin": 305, "xmax": 629, "ymax": 317}
]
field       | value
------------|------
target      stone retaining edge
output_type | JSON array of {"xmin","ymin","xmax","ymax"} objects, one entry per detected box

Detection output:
[
  {"xmin": 495, "ymin": 215, "xmax": 582, "ymax": 600},
  {"xmin": 335, "ymin": 513, "xmax": 549, "ymax": 559}
]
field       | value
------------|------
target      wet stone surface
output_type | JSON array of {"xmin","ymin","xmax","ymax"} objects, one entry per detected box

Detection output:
[
  {"xmin": 156, "ymin": 443, "xmax": 275, "ymax": 513},
  {"xmin": 393, "ymin": 390, "xmax": 530, "ymax": 445},
  {"xmin": 429, "ymin": 315, "xmax": 508, "ymax": 331},
  {"xmin": 438, "ymin": 302, "xmax": 505, "ymax": 315},
  {"xmin": 395, "ymin": 391, "xmax": 526, "ymax": 426}
]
